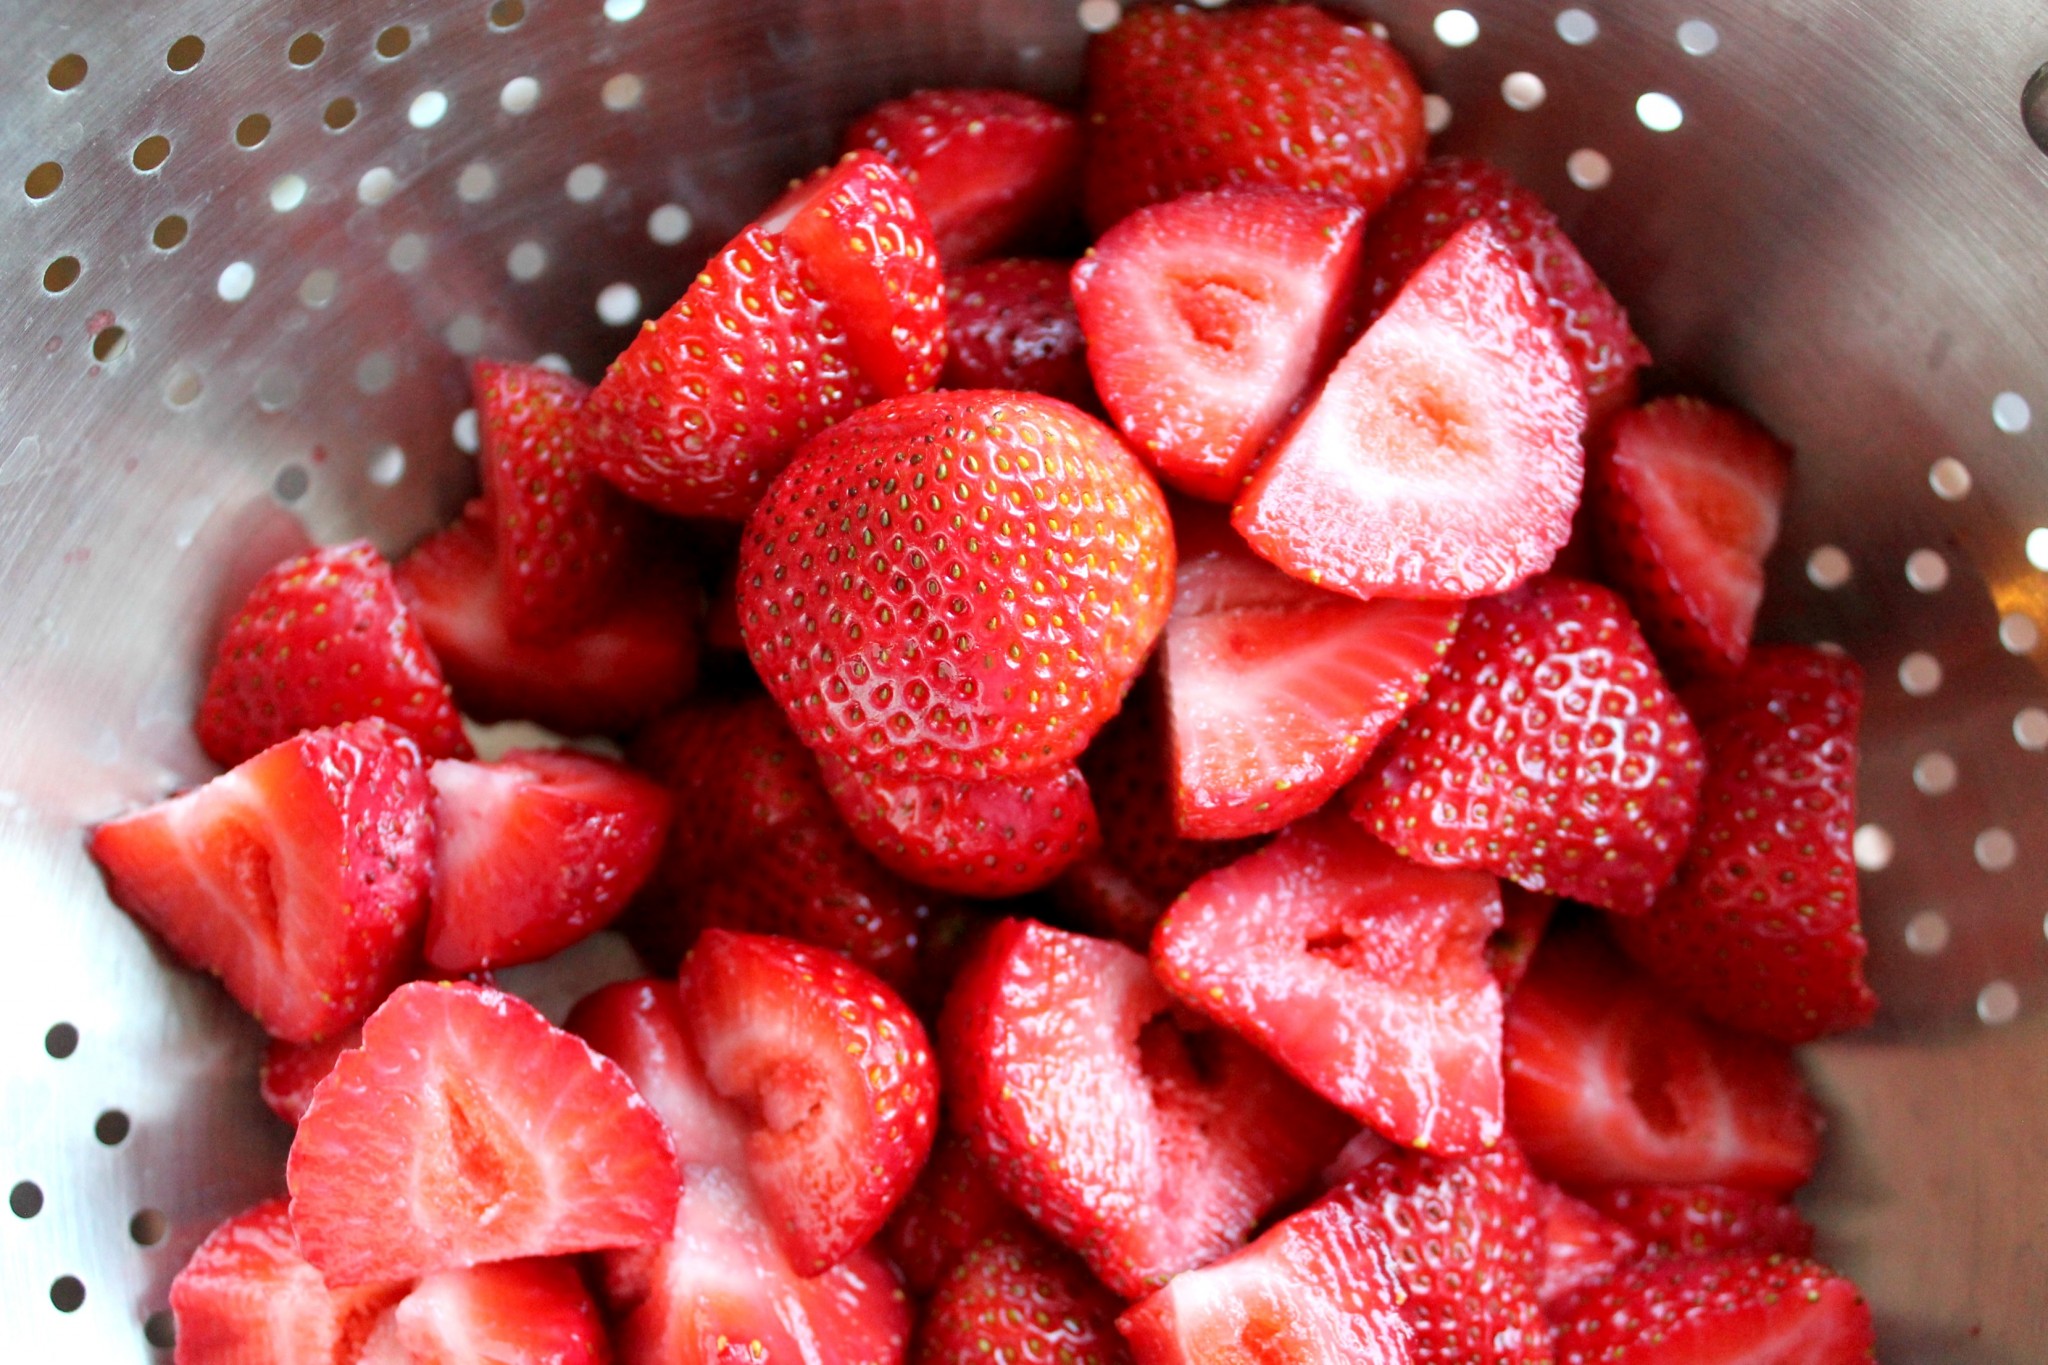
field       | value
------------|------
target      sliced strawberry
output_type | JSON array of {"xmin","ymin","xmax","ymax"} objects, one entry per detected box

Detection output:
[
  {"xmin": 287, "ymin": 980, "xmax": 680, "ymax": 1285},
  {"xmin": 1155, "ymin": 812, "xmax": 1502, "ymax": 1153},
  {"xmin": 1356, "ymin": 157, "xmax": 1651, "ymax": 432},
  {"xmin": 425, "ymin": 749, "xmax": 671, "ymax": 972},
  {"xmin": 1352, "ymin": 576, "xmax": 1705, "ymax": 916},
  {"xmin": 1490, "ymin": 886, "xmax": 1558, "ymax": 998},
  {"xmin": 1115, "ymin": 1183, "xmax": 1413, "ymax": 1365},
  {"xmin": 818, "ymin": 754, "xmax": 1099, "ymax": 897},
  {"xmin": 940, "ymin": 919, "xmax": 1352, "ymax": 1297},
  {"xmin": 261, "ymin": 1025, "xmax": 362, "ymax": 1126},
  {"xmin": 1503, "ymin": 923, "xmax": 1822, "ymax": 1194},
  {"xmin": 1548, "ymin": 1253, "xmax": 1876, "ymax": 1363},
  {"xmin": 942, "ymin": 258, "xmax": 1094, "ymax": 404},
  {"xmin": 358, "ymin": 1259, "xmax": 608, "ymax": 1365},
  {"xmin": 397, "ymin": 502, "xmax": 699, "ymax": 736},
  {"xmin": 1082, "ymin": 3, "xmax": 1425, "ymax": 232},
  {"xmin": 90, "ymin": 719, "xmax": 431, "ymax": 1044},
  {"xmin": 844, "ymin": 89, "xmax": 1083, "ymax": 265},
  {"xmin": 1536, "ymin": 1182, "xmax": 1642, "ymax": 1308},
  {"xmin": 1162, "ymin": 503, "xmax": 1461, "ymax": 837},
  {"xmin": 565, "ymin": 978, "xmax": 750, "ymax": 1170},
  {"xmin": 919, "ymin": 1228, "xmax": 1128, "ymax": 1365},
  {"xmin": 169, "ymin": 1199, "xmax": 405, "ymax": 1365},
  {"xmin": 1579, "ymin": 1184, "xmax": 1816, "ymax": 1261},
  {"xmin": 1233, "ymin": 221, "xmax": 1587, "ymax": 602},
  {"xmin": 882, "ymin": 1131, "xmax": 1027, "ymax": 1295},
  {"xmin": 1591, "ymin": 397, "xmax": 1794, "ymax": 677},
  {"xmin": 195, "ymin": 541, "xmax": 468, "ymax": 767},
  {"xmin": 1610, "ymin": 645, "xmax": 1876, "ymax": 1042},
  {"xmin": 680, "ymin": 930, "xmax": 939, "ymax": 1274}
]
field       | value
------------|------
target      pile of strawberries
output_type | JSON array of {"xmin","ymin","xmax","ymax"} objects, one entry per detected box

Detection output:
[{"xmin": 89, "ymin": 5, "xmax": 1881, "ymax": 1362}]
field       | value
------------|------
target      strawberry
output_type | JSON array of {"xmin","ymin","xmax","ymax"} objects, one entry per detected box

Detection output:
[
  {"xmin": 1071, "ymin": 188, "xmax": 1365, "ymax": 502},
  {"xmin": 474, "ymin": 358, "xmax": 649, "ymax": 640},
  {"xmin": 168, "ymin": 1199, "xmax": 406, "ymax": 1365},
  {"xmin": 818, "ymin": 753, "xmax": 1100, "ymax": 896},
  {"xmin": 261, "ymin": 1025, "xmax": 362, "ymax": 1126},
  {"xmin": 397, "ymin": 501, "xmax": 700, "ymax": 736},
  {"xmin": 1536, "ymin": 1182, "xmax": 1642, "ymax": 1308},
  {"xmin": 1233, "ymin": 221, "xmax": 1588, "ymax": 602},
  {"xmin": 1081, "ymin": 3, "xmax": 1425, "ymax": 232},
  {"xmin": 1490, "ymin": 886, "xmax": 1558, "ymax": 998},
  {"xmin": 1591, "ymin": 397, "xmax": 1794, "ymax": 677},
  {"xmin": 1351, "ymin": 576, "xmax": 1706, "ymax": 916},
  {"xmin": 287, "ymin": 980, "xmax": 680, "ymax": 1285},
  {"xmin": 195, "ymin": 541, "xmax": 468, "ymax": 767},
  {"xmin": 918, "ymin": 1228, "xmax": 1129, "ymax": 1365},
  {"xmin": 90, "ymin": 719, "xmax": 432, "ymax": 1044},
  {"xmin": 1162, "ymin": 502, "xmax": 1462, "ymax": 837},
  {"xmin": 939, "ymin": 918, "xmax": 1353, "ymax": 1297},
  {"xmin": 565, "ymin": 978, "xmax": 750, "ymax": 1170},
  {"xmin": 1356, "ymin": 157, "xmax": 1651, "ymax": 432},
  {"xmin": 357, "ymin": 1258, "xmax": 609, "ymax": 1365},
  {"xmin": 1155, "ymin": 812, "xmax": 1503, "ymax": 1153},
  {"xmin": 425, "ymin": 749, "xmax": 672, "ymax": 972},
  {"xmin": 844, "ymin": 89, "xmax": 1084, "ymax": 265},
  {"xmin": 1547, "ymin": 1253, "xmax": 1876, "ymax": 1363},
  {"xmin": 1579, "ymin": 1184, "xmax": 1816, "ymax": 1261},
  {"xmin": 1116, "ymin": 1182, "xmax": 1414, "ymax": 1365},
  {"xmin": 1503, "ymin": 923, "xmax": 1822, "ymax": 1194},
  {"xmin": 882, "ymin": 1131, "xmax": 1027, "ymax": 1294},
  {"xmin": 680, "ymin": 930, "xmax": 939, "ymax": 1274},
  {"xmin": 1609, "ymin": 645, "xmax": 1876, "ymax": 1042},
  {"xmin": 942, "ymin": 258, "xmax": 1094, "ymax": 404},
  {"xmin": 738, "ymin": 390, "xmax": 1175, "ymax": 779}
]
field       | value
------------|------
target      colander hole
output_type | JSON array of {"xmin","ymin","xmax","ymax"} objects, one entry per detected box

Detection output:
[
  {"xmin": 1423, "ymin": 94, "xmax": 1452, "ymax": 135},
  {"xmin": 444, "ymin": 314, "xmax": 486, "ymax": 354},
  {"xmin": 1636, "ymin": 92, "xmax": 1684, "ymax": 132},
  {"xmin": 1852, "ymin": 824, "xmax": 1894, "ymax": 872},
  {"xmin": 1566, "ymin": 149, "xmax": 1611, "ymax": 190},
  {"xmin": 597, "ymin": 282, "xmax": 642, "ymax": 326},
  {"xmin": 273, "ymin": 464, "xmax": 311, "ymax": 503},
  {"xmin": 368, "ymin": 445, "xmax": 407, "ymax": 487},
  {"xmin": 288, "ymin": 32, "xmax": 325, "ymax": 66},
  {"xmin": 1975, "ymin": 828, "xmax": 2017, "ymax": 872},
  {"xmin": 1675, "ymin": 19, "xmax": 1720, "ymax": 56},
  {"xmin": 132, "ymin": 136, "xmax": 171, "ymax": 173},
  {"xmin": 43, "ymin": 256, "xmax": 80, "ymax": 292},
  {"xmin": 1903, "ymin": 548, "xmax": 1948, "ymax": 592},
  {"xmin": 453, "ymin": 409, "xmax": 479, "ymax": 453},
  {"xmin": 255, "ymin": 369, "xmax": 301, "ymax": 411},
  {"xmin": 91, "ymin": 327, "xmax": 129, "ymax": 364},
  {"xmin": 409, "ymin": 91, "xmax": 450, "ymax": 128},
  {"xmin": 2001, "ymin": 613, "xmax": 2039, "ymax": 654},
  {"xmin": 47, "ymin": 53, "xmax": 88, "ymax": 91},
  {"xmin": 50, "ymin": 1277, "xmax": 84, "ymax": 1313},
  {"xmin": 1433, "ymin": 9, "xmax": 1479, "ymax": 47},
  {"xmin": 163, "ymin": 367, "xmax": 203, "ymax": 408},
  {"xmin": 1903, "ymin": 910, "xmax": 1949, "ymax": 955},
  {"xmin": 507, "ymin": 241, "xmax": 548, "ymax": 281},
  {"xmin": 355, "ymin": 351, "xmax": 397, "ymax": 394},
  {"xmin": 298, "ymin": 268, "xmax": 338, "ymax": 308},
  {"xmin": 145, "ymin": 1310, "xmax": 176, "ymax": 1349},
  {"xmin": 1555, "ymin": 9, "xmax": 1597, "ymax": 44},
  {"xmin": 376, "ymin": 26, "xmax": 412, "ymax": 59},
  {"xmin": 217, "ymin": 261, "xmax": 255, "ymax": 302},
  {"xmin": 235, "ymin": 113, "xmax": 272, "ymax": 150},
  {"xmin": 387, "ymin": 234, "xmax": 428, "ymax": 273},
  {"xmin": 269, "ymin": 174, "xmax": 308, "ymax": 213},
  {"xmin": 1077, "ymin": 0, "xmax": 1121, "ymax": 34},
  {"xmin": 10, "ymin": 1181, "xmax": 43, "ymax": 1217},
  {"xmin": 536, "ymin": 353, "xmax": 572, "ymax": 374},
  {"xmin": 1977, "ymin": 980, "xmax": 2020, "ymax": 1025},
  {"xmin": 2015, "ymin": 707, "xmax": 2048, "ymax": 750},
  {"xmin": 324, "ymin": 98, "xmax": 358, "ymax": 132},
  {"xmin": 456, "ymin": 162, "xmax": 497, "ymax": 202},
  {"xmin": 130, "ymin": 1208, "xmax": 168, "ymax": 1246},
  {"xmin": 1913, "ymin": 751, "xmax": 1958, "ymax": 796},
  {"xmin": 1806, "ymin": 545, "xmax": 1853, "ymax": 589},
  {"xmin": 166, "ymin": 36, "xmax": 205, "ymax": 73},
  {"xmin": 152, "ymin": 215, "xmax": 189, "ymax": 251},
  {"xmin": 1501, "ymin": 72, "xmax": 1546, "ymax": 112},
  {"xmin": 25, "ymin": 161, "xmax": 63, "ymax": 200},
  {"xmin": 566, "ymin": 163, "xmax": 608, "ymax": 202},
  {"xmin": 501, "ymin": 77, "xmax": 540, "ymax": 115},
  {"xmin": 1993, "ymin": 390, "xmax": 2031, "ymax": 433},
  {"xmin": 2026, "ymin": 527, "xmax": 2048, "ymax": 570},
  {"xmin": 489, "ymin": 0, "xmax": 527, "ymax": 28},
  {"xmin": 45, "ymin": 1023, "xmax": 78, "ymax": 1058},
  {"xmin": 1898, "ymin": 651, "xmax": 1942, "ymax": 696},
  {"xmin": 648, "ymin": 203, "xmax": 693, "ymax": 244},
  {"xmin": 2024, "ymin": 63, "xmax": 2048, "ymax": 155},
  {"xmin": 604, "ymin": 0, "xmax": 646, "ymax": 19},
  {"xmin": 94, "ymin": 1110, "xmax": 131, "ymax": 1145},
  {"xmin": 358, "ymin": 167, "xmax": 397, "ymax": 205},
  {"xmin": 603, "ymin": 74, "xmax": 646, "ymax": 111},
  {"xmin": 1928, "ymin": 456, "xmax": 1972, "ymax": 499}
]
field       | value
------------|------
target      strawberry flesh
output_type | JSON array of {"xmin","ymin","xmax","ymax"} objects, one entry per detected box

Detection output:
[
  {"xmin": 1535, "ymin": 1181, "xmax": 1643, "ymax": 1308},
  {"xmin": 261, "ymin": 1025, "xmax": 363, "ymax": 1126},
  {"xmin": 1547, "ymin": 1252, "xmax": 1876, "ymax": 1363},
  {"xmin": 357, "ymin": 1258, "xmax": 609, "ymax": 1365},
  {"xmin": 942, "ymin": 258, "xmax": 1094, "ymax": 404},
  {"xmin": 918, "ymin": 1228, "xmax": 1130, "ymax": 1365},
  {"xmin": 566, "ymin": 977, "xmax": 751, "ymax": 1171}
]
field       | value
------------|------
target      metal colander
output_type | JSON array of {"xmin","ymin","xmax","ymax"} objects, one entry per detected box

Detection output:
[{"xmin": 5, "ymin": 0, "xmax": 2046, "ymax": 1357}]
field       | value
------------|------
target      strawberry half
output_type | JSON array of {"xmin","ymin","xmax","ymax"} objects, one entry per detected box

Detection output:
[
  {"xmin": 1162, "ymin": 502, "xmax": 1462, "ymax": 837},
  {"xmin": 1503, "ymin": 924, "xmax": 1822, "ymax": 1193},
  {"xmin": 1610, "ymin": 645, "xmax": 1877, "ymax": 1042},
  {"xmin": 1579, "ymin": 1184, "xmax": 1816, "ymax": 1261},
  {"xmin": 918, "ymin": 1228, "xmax": 1129, "ymax": 1365},
  {"xmin": 287, "ymin": 980, "xmax": 681, "ymax": 1285},
  {"xmin": 566, "ymin": 978, "xmax": 750, "ymax": 1170},
  {"xmin": 1591, "ymin": 397, "xmax": 1794, "ymax": 677},
  {"xmin": 1536, "ymin": 1182, "xmax": 1642, "ymax": 1308},
  {"xmin": 1352, "ymin": 576, "xmax": 1706, "ymax": 916},
  {"xmin": 1082, "ymin": 3, "xmax": 1425, "ymax": 232},
  {"xmin": 1071, "ymin": 187, "xmax": 1365, "ymax": 502},
  {"xmin": 1234, "ymin": 221, "xmax": 1588, "ymax": 602},
  {"xmin": 739, "ymin": 390, "xmax": 1175, "ymax": 779},
  {"xmin": 261, "ymin": 1025, "xmax": 362, "ymax": 1126},
  {"xmin": 90, "ymin": 719, "xmax": 432, "ymax": 1043},
  {"xmin": 195, "ymin": 541, "xmax": 468, "ymax": 767},
  {"xmin": 358, "ymin": 1259, "xmax": 609, "ymax": 1365},
  {"xmin": 942, "ymin": 258, "xmax": 1094, "ymax": 404},
  {"xmin": 883, "ymin": 1131, "xmax": 1027, "ymax": 1295},
  {"xmin": 940, "ymin": 918, "xmax": 1353, "ymax": 1297},
  {"xmin": 844, "ymin": 89, "xmax": 1083, "ymax": 265},
  {"xmin": 425, "ymin": 749, "xmax": 672, "ymax": 973},
  {"xmin": 680, "ymin": 930, "xmax": 939, "ymax": 1274},
  {"xmin": 1548, "ymin": 1253, "xmax": 1876, "ymax": 1363}
]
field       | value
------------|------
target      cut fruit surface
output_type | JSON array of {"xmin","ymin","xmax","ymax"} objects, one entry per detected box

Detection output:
[
  {"xmin": 1535, "ymin": 1182, "xmax": 1642, "ymax": 1309},
  {"xmin": 565, "ymin": 978, "xmax": 750, "ymax": 1171},
  {"xmin": 358, "ymin": 1258, "xmax": 609, "ymax": 1365}
]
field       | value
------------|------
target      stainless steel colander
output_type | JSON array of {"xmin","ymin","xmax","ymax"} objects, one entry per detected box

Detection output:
[{"xmin": 6, "ymin": 0, "xmax": 2046, "ymax": 1357}]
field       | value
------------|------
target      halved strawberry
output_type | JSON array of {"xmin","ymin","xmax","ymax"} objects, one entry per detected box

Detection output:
[
  {"xmin": 1591, "ymin": 397, "xmax": 1794, "ymax": 677},
  {"xmin": 358, "ymin": 1258, "xmax": 608, "ymax": 1365},
  {"xmin": 1610, "ymin": 646, "xmax": 1876, "ymax": 1042},
  {"xmin": 1116, "ymin": 1182, "xmax": 1413, "ymax": 1365},
  {"xmin": 1548, "ymin": 1253, "xmax": 1876, "ymax": 1363},
  {"xmin": 844, "ymin": 89, "xmax": 1083, "ymax": 265},
  {"xmin": 425, "ymin": 749, "xmax": 671, "ymax": 972},
  {"xmin": 1352, "ymin": 576, "xmax": 1705, "ymax": 916},
  {"xmin": 1535, "ymin": 1182, "xmax": 1642, "ymax": 1308},
  {"xmin": 1579, "ymin": 1184, "xmax": 1816, "ymax": 1261},
  {"xmin": 940, "ymin": 919, "xmax": 1353, "ymax": 1297},
  {"xmin": 1071, "ymin": 188, "xmax": 1365, "ymax": 502},
  {"xmin": 398, "ymin": 502, "xmax": 700, "ymax": 736},
  {"xmin": 882, "ymin": 1131, "xmax": 1027, "ymax": 1295},
  {"xmin": 195, "ymin": 541, "xmax": 468, "ymax": 767},
  {"xmin": 1490, "ymin": 886, "xmax": 1558, "ymax": 999},
  {"xmin": 1162, "ymin": 502, "xmax": 1461, "ymax": 837},
  {"xmin": 1233, "ymin": 221, "xmax": 1588, "ymax": 602},
  {"xmin": 1082, "ymin": 3, "xmax": 1425, "ymax": 232},
  {"xmin": 90, "ymin": 719, "xmax": 432, "ymax": 1044},
  {"xmin": 261, "ymin": 1025, "xmax": 362, "ymax": 1126},
  {"xmin": 1154, "ymin": 812, "xmax": 1503, "ymax": 1153},
  {"xmin": 942, "ymin": 258, "xmax": 1094, "ymax": 404},
  {"xmin": 287, "ymin": 980, "xmax": 680, "ymax": 1285},
  {"xmin": 169, "ymin": 1199, "xmax": 405, "ymax": 1365},
  {"xmin": 919, "ymin": 1228, "xmax": 1128, "ymax": 1365},
  {"xmin": 680, "ymin": 930, "xmax": 939, "ymax": 1275},
  {"xmin": 565, "ymin": 978, "xmax": 750, "ymax": 1170},
  {"xmin": 1503, "ymin": 924, "xmax": 1822, "ymax": 1193}
]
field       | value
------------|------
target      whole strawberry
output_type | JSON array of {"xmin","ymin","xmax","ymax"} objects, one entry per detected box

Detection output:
[{"xmin": 739, "ymin": 390, "xmax": 1174, "ymax": 778}]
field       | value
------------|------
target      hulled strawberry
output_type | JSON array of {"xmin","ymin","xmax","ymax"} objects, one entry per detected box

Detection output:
[
  {"xmin": 358, "ymin": 1259, "xmax": 610, "ymax": 1365},
  {"xmin": 1579, "ymin": 1184, "xmax": 1816, "ymax": 1261},
  {"xmin": 918, "ymin": 1229, "xmax": 1129, "ymax": 1365},
  {"xmin": 1547, "ymin": 1253, "xmax": 1876, "ymax": 1363},
  {"xmin": 883, "ymin": 1132, "xmax": 1028, "ymax": 1295},
  {"xmin": 942, "ymin": 258, "xmax": 1094, "ymax": 404}
]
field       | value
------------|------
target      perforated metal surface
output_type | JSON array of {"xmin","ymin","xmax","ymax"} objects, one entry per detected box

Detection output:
[{"xmin": 4, "ymin": 0, "xmax": 2046, "ymax": 1358}]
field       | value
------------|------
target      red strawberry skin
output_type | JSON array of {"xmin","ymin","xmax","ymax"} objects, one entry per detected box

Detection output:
[
  {"xmin": 882, "ymin": 1132, "xmax": 1028, "ymax": 1295},
  {"xmin": 287, "ymin": 980, "xmax": 681, "ymax": 1285},
  {"xmin": 261, "ymin": 1025, "xmax": 363, "ymax": 1126},
  {"xmin": 1233, "ymin": 221, "xmax": 1588, "ymax": 602},
  {"xmin": 739, "ymin": 390, "xmax": 1175, "ymax": 779},
  {"xmin": 1535, "ymin": 1182, "xmax": 1642, "ymax": 1308},
  {"xmin": 1579, "ymin": 1184, "xmax": 1816, "ymax": 1261},
  {"xmin": 1547, "ymin": 1253, "xmax": 1876, "ymax": 1364},
  {"xmin": 1353, "ymin": 576, "xmax": 1706, "ymax": 916},
  {"xmin": 917, "ymin": 1228, "xmax": 1129, "ymax": 1365},
  {"xmin": 91, "ymin": 719, "xmax": 432, "ymax": 1044},
  {"xmin": 845, "ymin": 89, "xmax": 1083, "ymax": 265},
  {"xmin": 1490, "ymin": 886, "xmax": 1558, "ymax": 998},
  {"xmin": 1610, "ymin": 645, "xmax": 1876, "ymax": 1042},
  {"xmin": 196, "ymin": 541, "xmax": 469, "ymax": 767},
  {"xmin": 942, "ymin": 259, "xmax": 1094, "ymax": 405},
  {"xmin": 1082, "ymin": 3, "xmax": 1425, "ymax": 233},
  {"xmin": 360, "ymin": 1258, "xmax": 609, "ymax": 1365},
  {"xmin": 1154, "ymin": 812, "xmax": 1504, "ymax": 1154}
]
